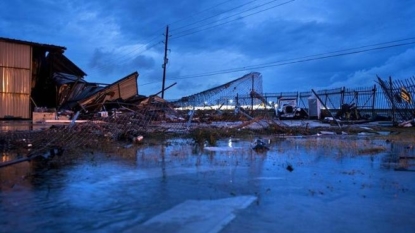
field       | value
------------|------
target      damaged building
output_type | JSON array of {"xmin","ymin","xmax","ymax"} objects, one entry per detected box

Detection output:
[
  {"xmin": 0, "ymin": 37, "xmax": 140, "ymax": 121},
  {"xmin": 56, "ymin": 71, "xmax": 140, "ymax": 114},
  {"xmin": 0, "ymin": 37, "xmax": 86, "ymax": 119}
]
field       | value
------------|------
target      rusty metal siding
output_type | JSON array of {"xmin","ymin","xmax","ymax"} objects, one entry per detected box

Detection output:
[
  {"xmin": 0, "ymin": 41, "xmax": 31, "ymax": 119},
  {"xmin": 0, "ymin": 41, "xmax": 31, "ymax": 69},
  {"xmin": 0, "ymin": 67, "xmax": 31, "ymax": 93},
  {"xmin": 0, "ymin": 93, "xmax": 30, "ymax": 118}
]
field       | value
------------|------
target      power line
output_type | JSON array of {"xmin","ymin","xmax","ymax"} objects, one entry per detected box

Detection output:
[
  {"xmin": 168, "ymin": 0, "xmax": 237, "ymax": 27},
  {"xmin": 171, "ymin": 0, "xmax": 295, "ymax": 39},
  {"xmin": 93, "ymin": 1, "xmax": 245, "ymax": 74},
  {"xmin": 139, "ymin": 37, "xmax": 415, "ymax": 86},
  {"xmin": 89, "ymin": 0, "xmax": 292, "ymax": 75},
  {"xmin": 173, "ymin": 41, "xmax": 415, "ymax": 79},
  {"xmin": 208, "ymin": 37, "xmax": 415, "ymax": 75},
  {"xmin": 93, "ymin": 0, "xmax": 241, "ymax": 74},
  {"xmin": 181, "ymin": 42, "xmax": 415, "ymax": 78},
  {"xmin": 170, "ymin": 0, "xmax": 260, "ymax": 33},
  {"xmin": 89, "ymin": 40, "xmax": 163, "ymax": 74}
]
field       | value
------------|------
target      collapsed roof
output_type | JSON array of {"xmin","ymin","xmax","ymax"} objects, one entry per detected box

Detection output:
[{"xmin": 56, "ymin": 71, "xmax": 139, "ymax": 112}]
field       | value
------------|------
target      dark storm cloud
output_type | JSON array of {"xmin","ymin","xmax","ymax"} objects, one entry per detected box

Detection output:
[
  {"xmin": 89, "ymin": 48, "xmax": 156, "ymax": 75},
  {"xmin": 170, "ymin": 0, "xmax": 414, "ymax": 95},
  {"xmin": 89, "ymin": 48, "xmax": 116, "ymax": 74},
  {"xmin": 167, "ymin": 0, "xmax": 415, "ymax": 68},
  {"xmin": 0, "ymin": 1, "xmax": 69, "ymax": 41},
  {"xmin": 75, "ymin": 0, "xmax": 214, "ymax": 41},
  {"xmin": 131, "ymin": 55, "xmax": 156, "ymax": 70},
  {"xmin": 1, "ymin": 0, "xmax": 414, "ymax": 98}
]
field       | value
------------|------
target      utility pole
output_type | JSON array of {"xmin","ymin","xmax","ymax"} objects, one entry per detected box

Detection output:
[{"xmin": 161, "ymin": 25, "xmax": 169, "ymax": 99}]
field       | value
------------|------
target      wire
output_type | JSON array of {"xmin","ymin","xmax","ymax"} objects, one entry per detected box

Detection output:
[
  {"xmin": 168, "ymin": 0, "xmax": 238, "ymax": 27},
  {"xmin": 118, "ymin": 35, "xmax": 162, "ymax": 61},
  {"xmin": 89, "ymin": 40, "xmax": 163, "ymax": 74},
  {"xmin": 171, "ymin": 0, "xmax": 295, "ymax": 39},
  {"xmin": 90, "ymin": 0, "xmax": 291, "ymax": 74},
  {"xmin": 170, "ymin": 0, "xmax": 260, "ymax": 33},
  {"xmin": 204, "ymin": 37, "xmax": 415, "ymax": 75},
  {"xmin": 175, "ymin": 41, "xmax": 415, "ymax": 79},
  {"xmin": 79, "ymin": 3, "xmax": 237, "ymax": 75},
  {"xmin": 138, "ymin": 38, "xmax": 415, "ymax": 86}
]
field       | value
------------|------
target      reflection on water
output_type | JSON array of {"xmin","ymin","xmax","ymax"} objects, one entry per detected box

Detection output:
[{"xmin": 1, "ymin": 137, "xmax": 414, "ymax": 233}]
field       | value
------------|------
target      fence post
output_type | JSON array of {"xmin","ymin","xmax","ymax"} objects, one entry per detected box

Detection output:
[
  {"xmin": 372, "ymin": 85, "xmax": 376, "ymax": 119},
  {"xmin": 311, "ymin": 89, "xmax": 341, "ymax": 128},
  {"xmin": 340, "ymin": 87, "xmax": 345, "ymax": 107},
  {"xmin": 389, "ymin": 76, "xmax": 395, "ymax": 124},
  {"xmin": 354, "ymin": 90, "xmax": 358, "ymax": 107},
  {"xmin": 354, "ymin": 90, "xmax": 359, "ymax": 119}
]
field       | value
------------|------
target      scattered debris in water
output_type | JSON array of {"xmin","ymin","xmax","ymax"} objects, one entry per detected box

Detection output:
[
  {"xmin": 133, "ymin": 135, "xmax": 144, "ymax": 143},
  {"xmin": 251, "ymin": 138, "xmax": 269, "ymax": 152}
]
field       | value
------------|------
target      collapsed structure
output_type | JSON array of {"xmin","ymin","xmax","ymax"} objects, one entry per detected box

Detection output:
[
  {"xmin": 1, "ymin": 37, "xmax": 414, "ymax": 127},
  {"xmin": 1, "ymin": 37, "xmax": 415, "ymax": 168},
  {"xmin": 0, "ymin": 37, "xmax": 141, "ymax": 121},
  {"xmin": 0, "ymin": 37, "xmax": 84, "ymax": 119}
]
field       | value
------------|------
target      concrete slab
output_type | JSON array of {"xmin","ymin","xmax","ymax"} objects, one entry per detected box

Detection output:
[{"xmin": 133, "ymin": 196, "xmax": 257, "ymax": 233}]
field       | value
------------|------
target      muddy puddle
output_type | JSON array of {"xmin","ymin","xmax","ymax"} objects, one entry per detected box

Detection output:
[{"xmin": 1, "ymin": 136, "xmax": 414, "ymax": 233}]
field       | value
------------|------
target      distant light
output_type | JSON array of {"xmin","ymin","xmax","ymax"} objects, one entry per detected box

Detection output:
[{"xmin": 229, "ymin": 99, "xmax": 233, "ymax": 104}]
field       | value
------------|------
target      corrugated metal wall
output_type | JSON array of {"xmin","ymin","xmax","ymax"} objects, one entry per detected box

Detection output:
[{"xmin": 0, "ymin": 41, "xmax": 31, "ymax": 119}]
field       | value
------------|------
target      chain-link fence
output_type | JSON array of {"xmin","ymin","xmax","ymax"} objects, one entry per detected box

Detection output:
[{"xmin": 1, "ymin": 73, "xmax": 415, "ymax": 167}]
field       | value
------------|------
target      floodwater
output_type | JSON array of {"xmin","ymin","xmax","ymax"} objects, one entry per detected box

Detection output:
[{"xmin": 1, "ymin": 136, "xmax": 414, "ymax": 233}]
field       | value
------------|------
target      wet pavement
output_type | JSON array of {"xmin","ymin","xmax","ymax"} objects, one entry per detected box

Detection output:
[{"xmin": 1, "ymin": 137, "xmax": 414, "ymax": 233}]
